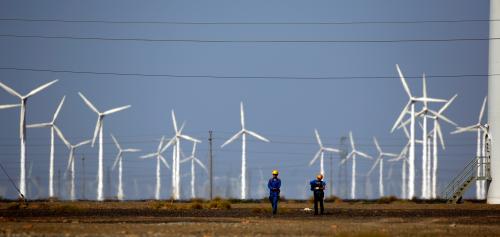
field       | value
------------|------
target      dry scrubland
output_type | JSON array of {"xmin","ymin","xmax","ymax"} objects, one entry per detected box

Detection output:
[{"xmin": 0, "ymin": 197, "xmax": 499, "ymax": 236}]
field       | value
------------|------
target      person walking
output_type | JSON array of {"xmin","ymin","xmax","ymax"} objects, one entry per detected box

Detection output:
[
  {"xmin": 310, "ymin": 174, "xmax": 326, "ymax": 215},
  {"xmin": 268, "ymin": 170, "xmax": 281, "ymax": 215}
]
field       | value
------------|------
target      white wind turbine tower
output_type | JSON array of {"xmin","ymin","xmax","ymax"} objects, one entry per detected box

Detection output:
[
  {"xmin": 309, "ymin": 129, "xmax": 340, "ymax": 175},
  {"xmin": 27, "ymin": 96, "xmax": 65, "ymax": 198},
  {"xmin": 111, "ymin": 134, "xmax": 140, "ymax": 200},
  {"xmin": 367, "ymin": 137, "xmax": 398, "ymax": 197},
  {"xmin": 391, "ymin": 65, "xmax": 446, "ymax": 199},
  {"xmin": 53, "ymin": 126, "xmax": 90, "ymax": 200},
  {"xmin": 163, "ymin": 110, "xmax": 200, "ymax": 200},
  {"xmin": 389, "ymin": 146, "xmax": 409, "ymax": 199},
  {"xmin": 180, "ymin": 142, "xmax": 207, "ymax": 199},
  {"xmin": 140, "ymin": 137, "xmax": 170, "ymax": 200},
  {"xmin": 0, "ymin": 80, "xmax": 58, "ymax": 197},
  {"xmin": 340, "ymin": 131, "xmax": 372, "ymax": 199},
  {"xmin": 221, "ymin": 102, "xmax": 270, "ymax": 200},
  {"xmin": 78, "ymin": 92, "xmax": 131, "ymax": 201},
  {"xmin": 451, "ymin": 96, "xmax": 488, "ymax": 199},
  {"xmin": 426, "ymin": 94, "xmax": 457, "ymax": 199}
]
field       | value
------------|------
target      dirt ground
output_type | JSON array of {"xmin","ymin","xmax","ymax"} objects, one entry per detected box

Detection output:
[{"xmin": 0, "ymin": 200, "xmax": 500, "ymax": 236}]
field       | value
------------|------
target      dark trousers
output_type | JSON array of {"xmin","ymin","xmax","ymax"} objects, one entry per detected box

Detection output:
[
  {"xmin": 269, "ymin": 195, "xmax": 279, "ymax": 214},
  {"xmin": 313, "ymin": 191, "xmax": 324, "ymax": 215}
]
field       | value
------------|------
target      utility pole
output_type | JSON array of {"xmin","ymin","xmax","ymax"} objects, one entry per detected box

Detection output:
[
  {"xmin": 81, "ymin": 154, "xmax": 86, "ymax": 200},
  {"xmin": 208, "ymin": 130, "xmax": 213, "ymax": 200}
]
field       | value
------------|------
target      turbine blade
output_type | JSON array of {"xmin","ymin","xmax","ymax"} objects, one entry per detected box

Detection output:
[
  {"xmin": 52, "ymin": 96, "xmax": 66, "ymax": 122},
  {"xmin": 414, "ymin": 97, "xmax": 447, "ymax": 103},
  {"xmin": 397, "ymin": 117, "xmax": 412, "ymax": 131},
  {"xmin": 240, "ymin": 102, "xmax": 245, "ymax": 129},
  {"xmin": 373, "ymin": 136, "xmax": 382, "ymax": 153},
  {"xmin": 91, "ymin": 118, "xmax": 102, "ymax": 147},
  {"xmin": 309, "ymin": 150, "xmax": 322, "ymax": 166},
  {"xmin": 356, "ymin": 151, "xmax": 372, "ymax": 159},
  {"xmin": 157, "ymin": 136, "xmax": 165, "ymax": 152},
  {"xmin": 367, "ymin": 159, "xmax": 380, "ymax": 175},
  {"xmin": 349, "ymin": 131, "xmax": 355, "ymax": 150},
  {"xmin": 451, "ymin": 125, "xmax": 477, "ymax": 134},
  {"xmin": 314, "ymin": 129, "xmax": 322, "ymax": 147},
  {"xmin": 391, "ymin": 100, "xmax": 411, "ymax": 133},
  {"xmin": 0, "ymin": 104, "xmax": 20, "ymax": 110},
  {"xmin": 78, "ymin": 92, "xmax": 99, "ymax": 114},
  {"xmin": 102, "ymin": 105, "xmax": 131, "ymax": 115},
  {"xmin": 123, "ymin": 148, "xmax": 140, "ymax": 153},
  {"xmin": 74, "ymin": 140, "xmax": 91, "ymax": 148},
  {"xmin": 422, "ymin": 73, "xmax": 427, "ymax": 105},
  {"xmin": 436, "ymin": 123, "xmax": 446, "ymax": 150},
  {"xmin": 479, "ymin": 96, "xmax": 487, "ymax": 123},
  {"xmin": 140, "ymin": 153, "xmax": 156, "ymax": 159},
  {"xmin": 160, "ymin": 136, "xmax": 175, "ymax": 153},
  {"xmin": 26, "ymin": 122, "xmax": 52, "ymax": 128},
  {"xmin": 395, "ymin": 64, "xmax": 412, "ymax": 98},
  {"xmin": 110, "ymin": 134, "xmax": 121, "ymax": 150},
  {"xmin": 159, "ymin": 155, "xmax": 170, "ymax": 169},
  {"xmin": 324, "ymin": 147, "xmax": 340, "ymax": 153},
  {"xmin": 171, "ymin": 110, "xmax": 178, "ymax": 132},
  {"xmin": 111, "ymin": 154, "xmax": 121, "ymax": 171},
  {"xmin": 220, "ymin": 130, "xmax": 243, "ymax": 148},
  {"xmin": 179, "ymin": 134, "xmax": 202, "ymax": 143},
  {"xmin": 433, "ymin": 112, "xmax": 457, "ymax": 126},
  {"xmin": 180, "ymin": 157, "xmax": 191, "ymax": 164},
  {"xmin": 53, "ymin": 125, "xmax": 71, "ymax": 148},
  {"xmin": 26, "ymin": 80, "xmax": 58, "ymax": 98},
  {"xmin": 246, "ymin": 130, "xmax": 270, "ymax": 143},
  {"xmin": 194, "ymin": 158, "xmax": 208, "ymax": 173},
  {"xmin": 0, "ymin": 81, "xmax": 21, "ymax": 98},
  {"xmin": 438, "ymin": 94, "xmax": 458, "ymax": 114}
]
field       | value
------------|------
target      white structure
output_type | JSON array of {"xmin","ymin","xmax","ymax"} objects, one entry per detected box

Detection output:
[
  {"xmin": 391, "ymin": 65, "xmax": 446, "ymax": 199},
  {"xmin": 221, "ymin": 102, "xmax": 270, "ymax": 199},
  {"xmin": 140, "ymin": 137, "xmax": 170, "ymax": 200},
  {"xmin": 488, "ymin": 0, "xmax": 500, "ymax": 204},
  {"xmin": 53, "ymin": 126, "xmax": 90, "ymax": 200},
  {"xmin": 452, "ymin": 97, "xmax": 488, "ymax": 199},
  {"xmin": 111, "ymin": 134, "xmax": 140, "ymax": 200},
  {"xmin": 340, "ymin": 131, "xmax": 372, "ymax": 199},
  {"xmin": 27, "ymin": 96, "xmax": 65, "ymax": 198},
  {"xmin": 0, "ymin": 80, "xmax": 58, "ymax": 197},
  {"xmin": 78, "ymin": 92, "xmax": 130, "ymax": 201},
  {"xmin": 180, "ymin": 142, "xmax": 207, "ymax": 199},
  {"xmin": 309, "ymin": 129, "xmax": 340, "ymax": 175},
  {"xmin": 368, "ymin": 137, "xmax": 398, "ymax": 197},
  {"xmin": 163, "ymin": 110, "xmax": 200, "ymax": 200}
]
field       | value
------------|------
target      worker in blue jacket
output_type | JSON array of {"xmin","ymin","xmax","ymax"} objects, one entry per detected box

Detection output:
[
  {"xmin": 268, "ymin": 170, "xmax": 281, "ymax": 215},
  {"xmin": 310, "ymin": 174, "xmax": 326, "ymax": 215}
]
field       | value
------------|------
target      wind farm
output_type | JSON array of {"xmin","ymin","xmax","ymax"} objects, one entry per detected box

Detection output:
[{"xmin": 0, "ymin": 1, "xmax": 500, "ymax": 236}]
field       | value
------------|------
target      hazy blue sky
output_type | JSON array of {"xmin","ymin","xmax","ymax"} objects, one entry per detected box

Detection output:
[{"xmin": 0, "ymin": 0, "xmax": 490, "ymax": 200}]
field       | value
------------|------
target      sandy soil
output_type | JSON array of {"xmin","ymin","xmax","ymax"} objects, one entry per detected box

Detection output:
[{"xmin": 0, "ymin": 201, "xmax": 499, "ymax": 236}]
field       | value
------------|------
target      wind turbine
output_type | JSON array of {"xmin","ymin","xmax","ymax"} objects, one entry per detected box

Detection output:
[
  {"xmin": 391, "ymin": 65, "xmax": 446, "ymax": 199},
  {"xmin": 53, "ymin": 126, "xmax": 91, "ymax": 201},
  {"xmin": 26, "ymin": 96, "xmax": 65, "ymax": 198},
  {"xmin": 111, "ymin": 134, "xmax": 140, "ymax": 200},
  {"xmin": 140, "ymin": 137, "xmax": 170, "ymax": 200},
  {"xmin": 367, "ymin": 137, "xmax": 398, "ymax": 197},
  {"xmin": 309, "ymin": 129, "xmax": 340, "ymax": 175},
  {"xmin": 0, "ymin": 80, "xmax": 58, "ymax": 197},
  {"xmin": 78, "ymin": 92, "xmax": 131, "ymax": 201},
  {"xmin": 180, "ymin": 142, "xmax": 207, "ymax": 199},
  {"xmin": 221, "ymin": 102, "xmax": 270, "ymax": 200},
  {"xmin": 389, "ymin": 146, "xmax": 409, "ymax": 200},
  {"xmin": 163, "ymin": 110, "xmax": 200, "ymax": 200},
  {"xmin": 340, "ymin": 131, "xmax": 372, "ymax": 199},
  {"xmin": 451, "ymin": 96, "xmax": 488, "ymax": 199}
]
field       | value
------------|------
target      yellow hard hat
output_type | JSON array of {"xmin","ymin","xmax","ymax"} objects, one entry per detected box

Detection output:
[
  {"xmin": 272, "ymin": 170, "xmax": 279, "ymax": 175},
  {"xmin": 316, "ymin": 174, "xmax": 324, "ymax": 180}
]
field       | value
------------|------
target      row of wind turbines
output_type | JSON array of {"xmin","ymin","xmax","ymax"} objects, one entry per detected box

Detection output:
[
  {"xmin": 0, "ymin": 66, "xmax": 488, "ymax": 200},
  {"xmin": 307, "ymin": 64, "xmax": 489, "ymax": 200}
]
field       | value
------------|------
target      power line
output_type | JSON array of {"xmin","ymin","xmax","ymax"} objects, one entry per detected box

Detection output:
[
  {"xmin": 0, "ymin": 66, "xmax": 493, "ymax": 81},
  {"xmin": 0, "ymin": 17, "xmax": 496, "ymax": 25},
  {"xmin": 0, "ymin": 33, "xmax": 496, "ymax": 44}
]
